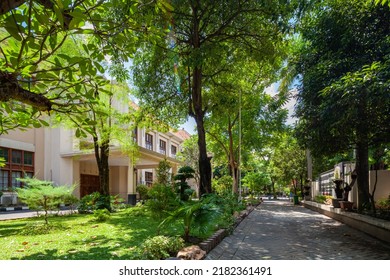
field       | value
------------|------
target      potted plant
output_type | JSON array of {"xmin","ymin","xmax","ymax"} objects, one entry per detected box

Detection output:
[
  {"xmin": 331, "ymin": 166, "xmax": 344, "ymax": 207},
  {"xmin": 339, "ymin": 169, "xmax": 357, "ymax": 211},
  {"xmin": 303, "ymin": 179, "xmax": 312, "ymax": 200}
]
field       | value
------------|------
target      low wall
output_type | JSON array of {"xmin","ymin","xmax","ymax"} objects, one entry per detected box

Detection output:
[{"xmin": 303, "ymin": 201, "xmax": 390, "ymax": 244}]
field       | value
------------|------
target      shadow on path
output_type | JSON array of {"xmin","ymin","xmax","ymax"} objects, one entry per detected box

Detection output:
[{"xmin": 206, "ymin": 200, "xmax": 390, "ymax": 260}]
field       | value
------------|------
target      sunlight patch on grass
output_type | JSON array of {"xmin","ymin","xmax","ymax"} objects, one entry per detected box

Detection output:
[{"xmin": 0, "ymin": 209, "xmax": 181, "ymax": 260}]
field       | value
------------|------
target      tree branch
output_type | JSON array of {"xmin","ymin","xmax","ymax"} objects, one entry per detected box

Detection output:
[{"xmin": 0, "ymin": 71, "xmax": 52, "ymax": 111}]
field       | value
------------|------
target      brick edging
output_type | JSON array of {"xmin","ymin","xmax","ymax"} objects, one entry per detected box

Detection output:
[{"xmin": 199, "ymin": 204, "xmax": 259, "ymax": 254}]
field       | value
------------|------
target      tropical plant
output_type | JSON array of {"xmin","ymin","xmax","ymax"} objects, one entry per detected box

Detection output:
[
  {"xmin": 159, "ymin": 197, "xmax": 221, "ymax": 242},
  {"xmin": 77, "ymin": 192, "xmax": 111, "ymax": 213}
]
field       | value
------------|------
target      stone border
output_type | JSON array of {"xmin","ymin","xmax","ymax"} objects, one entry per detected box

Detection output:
[
  {"xmin": 303, "ymin": 201, "xmax": 390, "ymax": 244},
  {"xmin": 199, "ymin": 204, "xmax": 258, "ymax": 254}
]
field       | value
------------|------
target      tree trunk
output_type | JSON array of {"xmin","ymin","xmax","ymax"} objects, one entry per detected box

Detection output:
[
  {"xmin": 271, "ymin": 180, "xmax": 276, "ymax": 199},
  {"xmin": 355, "ymin": 88, "xmax": 370, "ymax": 211},
  {"xmin": 190, "ymin": 4, "xmax": 212, "ymax": 195},
  {"xmin": 195, "ymin": 112, "xmax": 212, "ymax": 195},
  {"xmin": 355, "ymin": 142, "xmax": 370, "ymax": 211},
  {"xmin": 94, "ymin": 138, "xmax": 110, "ymax": 196},
  {"xmin": 228, "ymin": 118, "xmax": 238, "ymax": 193}
]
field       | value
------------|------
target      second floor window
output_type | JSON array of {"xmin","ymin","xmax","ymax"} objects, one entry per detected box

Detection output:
[
  {"xmin": 171, "ymin": 145, "xmax": 177, "ymax": 157},
  {"xmin": 145, "ymin": 133, "xmax": 153, "ymax": 150},
  {"xmin": 132, "ymin": 127, "xmax": 138, "ymax": 144},
  {"xmin": 159, "ymin": 140, "xmax": 166, "ymax": 155}
]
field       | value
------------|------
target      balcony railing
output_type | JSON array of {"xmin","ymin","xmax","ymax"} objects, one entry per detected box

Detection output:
[{"xmin": 145, "ymin": 143, "xmax": 153, "ymax": 151}]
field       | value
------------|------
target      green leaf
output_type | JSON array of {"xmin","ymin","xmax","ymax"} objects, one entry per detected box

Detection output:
[
  {"xmin": 94, "ymin": 61, "xmax": 105, "ymax": 73},
  {"xmin": 32, "ymin": 121, "xmax": 41, "ymax": 128},
  {"xmin": 4, "ymin": 23, "xmax": 22, "ymax": 41},
  {"xmin": 82, "ymin": 44, "xmax": 89, "ymax": 55},
  {"xmin": 49, "ymin": 34, "xmax": 58, "ymax": 50},
  {"xmin": 39, "ymin": 119, "xmax": 50, "ymax": 127},
  {"xmin": 57, "ymin": 54, "xmax": 70, "ymax": 60}
]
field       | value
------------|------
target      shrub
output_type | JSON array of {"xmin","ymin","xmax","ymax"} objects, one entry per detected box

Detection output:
[
  {"xmin": 63, "ymin": 193, "xmax": 79, "ymax": 213},
  {"xmin": 16, "ymin": 177, "xmax": 75, "ymax": 224},
  {"xmin": 136, "ymin": 184, "xmax": 149, "ymax": 201},
  {"xmin": 314, "ymin": 195, "xmax": 333, "ymax": 205},
  {"xmin": 212, "ymin": 175, "xmax": 233, "ymax": 195},
  {"xmin": 376, "ymin": 195, "xmax": 390, "ymax": 210},
  {"xmin": 146, "ymin": 184, "xmax": 178, "ymax": 220},
  {"xmin": 174, "ymin": 166, "xmax": 195, "ymax": 201},
  {"xmin": 93, "ymin": 209, "xmax": 111, "ymax": 222},
  {"xmin": 156, "ymin": 159, "xmax": 172, "ymax": 185},
  {"xmin": 110, "ymin": 195, "xmax": 126, "ymax": 211},
  {"xmin": 142, "ymin": 235, "xmax": 184, "ymax": 260},
  {"xmin": 125, "ymin": 204, "xmax": 149, "ymax": 217},
  {"xmin": 77, "ymin": 192, "xmax": 111, "ymax": 213}
]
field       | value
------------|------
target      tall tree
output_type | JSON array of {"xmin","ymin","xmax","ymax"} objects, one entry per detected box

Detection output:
[
  {"xmin": 206, "ymin": 63, "xmax": 288, "ymax": 193},
  {"xmin": 0, "ymin": 0, "xmax": 158, "ymax": 133},
  {"xmin": 269, "ymin": 131, "xmax": 307, "ymax": 196},
  {"xmin": 293, "ymin": 0, "xmax": 390, "ymax": 210},
  {"xmin": 132, "ymin": 0, "xmax": 298, "ymax": 195}
]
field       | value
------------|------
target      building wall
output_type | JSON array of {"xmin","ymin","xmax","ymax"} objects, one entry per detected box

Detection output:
[
  {"xmin": 1, "ymin": 121, "xmax": 187, "ymax": 203},
  {"xmin": 312, "ymin": 166, "xmax": 390, "ymax": 204},
  {"xmin": 0, "ymin": 128, "xmax": 45, "ymax": 181},
  {"xmin": 110, "ymin": 166, "xmax": 129, "ymax": 200},
  {"xmin": 44, "ymin": 127, "xmax": 75, "ymax": 186},
  {"xmin": 369, "ymin": 170, "xmax": 390, "ymax": 201}
]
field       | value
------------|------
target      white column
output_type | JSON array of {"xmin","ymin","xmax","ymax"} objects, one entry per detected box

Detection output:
[
  {"xmin": 127, "ymin": 159, "xmax": 135, "ymax": 194},
  {"xmin": 155, "ymin": 132, "xmax": 159, "ymax": 153},
  {"xmin": 167, "ymin": 137, "xmax": 172, "ymax": 157}
]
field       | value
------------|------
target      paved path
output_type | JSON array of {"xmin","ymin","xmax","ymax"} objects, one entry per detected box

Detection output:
[
  {"xmin": 0, "ymin": 209, "xmax": 74, "ymax": 221},
  {"xmin": 206, "ymin": 200, "xmax": 390, "ymax": 260}
]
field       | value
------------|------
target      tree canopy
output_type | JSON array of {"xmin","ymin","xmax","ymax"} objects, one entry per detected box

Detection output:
[
  {"xmin": 132, "ymin": 0, "xmax": 300, "ymax": 195},
  {"xmin": 293, "ymin": 0, "xmax": 390, "ymax": 209},
  {"xmin": 0, "ymin": 0, "xmax": 160, "ymax": 133}
]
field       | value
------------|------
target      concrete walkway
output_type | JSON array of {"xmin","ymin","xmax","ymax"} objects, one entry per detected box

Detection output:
[
  {"xmin": 0, "ymin": 209, "xmax": 74, "ymax": 221},
  {"xmin": 206, "ymin": 200, "xmax": 390, "ymax": 260}
]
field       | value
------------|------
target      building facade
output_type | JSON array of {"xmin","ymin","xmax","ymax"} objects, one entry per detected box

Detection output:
[{"xmin": 0, "ymin": 125, "xmax": 190, "ymax": 205}]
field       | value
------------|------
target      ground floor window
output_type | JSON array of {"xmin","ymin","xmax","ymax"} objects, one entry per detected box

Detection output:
[
  {"xmin": 0, "ymin": 147, "xmax": 34, "ymax": 191},
  {"xmin": 145, "ymin": 171, "xmax": 153, "ymax": 187}
]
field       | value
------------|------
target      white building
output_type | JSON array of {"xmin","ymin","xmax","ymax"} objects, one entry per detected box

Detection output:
[{"xmin": 0, "ymin": 118, "xmax": 190, "ymax": 204}]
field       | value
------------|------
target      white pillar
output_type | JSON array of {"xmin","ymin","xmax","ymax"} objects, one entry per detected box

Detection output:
[{"xmin": 127, "ymin": 159, "xmax": 135, "ymax": 194}]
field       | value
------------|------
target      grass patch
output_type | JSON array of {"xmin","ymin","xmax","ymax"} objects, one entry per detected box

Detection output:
[{"xmin": 0, "ymin": 207, "xmax": 185, "ymax": 260}]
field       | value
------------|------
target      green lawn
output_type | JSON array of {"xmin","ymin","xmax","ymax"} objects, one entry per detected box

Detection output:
[{"xmin": 0, "ymin": 207, "xmax": 185, "ymax": 260}]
